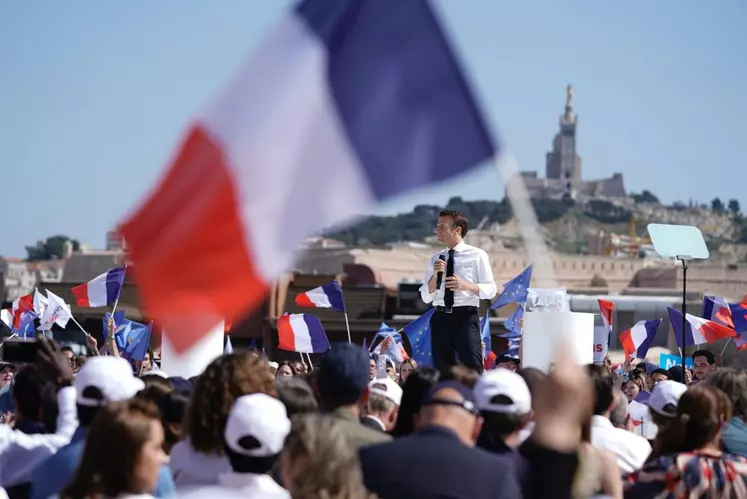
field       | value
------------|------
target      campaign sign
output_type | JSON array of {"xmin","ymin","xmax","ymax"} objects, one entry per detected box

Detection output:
[
  {"xmin": 593, "ymin": 326, "xmax": 608, "ymax": 363},
  {"xmin": 659, "ymin": 353, "xmax": 694, "ymax": 370}
]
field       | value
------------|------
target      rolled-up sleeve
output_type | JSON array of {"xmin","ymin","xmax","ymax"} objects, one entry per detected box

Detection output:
[
  {"xmin": 476, "ymin": 250, "xmax": 497, "ymax": 300},
  {"xmin": 419, "ymin": 255, "xmax": 437, "ymax": 304}
]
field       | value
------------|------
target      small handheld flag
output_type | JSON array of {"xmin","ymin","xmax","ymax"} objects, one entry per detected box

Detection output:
[
  {"xmin": 295, "ymin": 280, "xmax": 346, "ymax": 312},
  {"xmin": 278, "ymin": 314, "xmax": 330, "ymax": 354},
  {"xmin": 71, "ymin": 268, "xmax": 126, "ymax": 308},
  {"xmin": 491, "ymin": 266, "xmax": 532, "ymax": 310}
]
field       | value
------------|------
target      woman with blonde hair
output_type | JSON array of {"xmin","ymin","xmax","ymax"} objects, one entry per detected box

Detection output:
[
  {"xmin": 398, "ymin": 359, "xmax": 417, "ymax": 387},
  {"xmin": 169, "ymin": 351, "xmax": 276, "ymax": 488},
  {"xmin": 61, "ymin": 399, "xmax": 167, "ymax": 499},
  {"xmin": 281, "ymin": 414, "xmax": 374, "ymax": 499}
]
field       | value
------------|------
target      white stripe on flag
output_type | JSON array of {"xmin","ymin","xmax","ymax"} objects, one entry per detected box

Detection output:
[
  {"xmin": 88, "ymin": 273, "xmax": 109, "ymax": 306},
  {"xmin": 306, "ymin": 288, "xmax": 333, "ymax": 308},
  {"xmin": 290, "ymin": 314, "xmax": 313, "ymax": 353}
]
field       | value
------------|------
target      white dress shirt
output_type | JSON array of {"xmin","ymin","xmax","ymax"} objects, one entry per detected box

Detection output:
[
  {"xmin": 419, "ymin": 241, "xmax": 497, "ymax": 307},
  {"xmin": 590, "ymin": 415, "xmax": 651, "ymax": 474},
  {"xmin": 0, "ymin": 386, "xmax": 78, "ymax": 487},
  {"xmin": 169, "ymin": 440, "xmax": 231, "ymax": 489},
  {"xmin": 178, "ymin": 471, "xmax": 289, "ymax": 499}
]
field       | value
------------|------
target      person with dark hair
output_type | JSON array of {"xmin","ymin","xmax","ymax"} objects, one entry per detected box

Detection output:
[
  {"xmin": 707, "ymin": 368, "xmax": 747, "ymax": 457},
  {"xmin": 60, "ymin": 399, "xmax": 168, "ymax": 499},
  {"xmin": 179, "ymin": 394, "xmax": 290, "ymax": 498},
  {"xmin": 169, "ymin": 350, "xmax": 276, "ymax": 488},
  {"xmin": 649, "ymin": 368, "xmax": 670, "ymax": 386},
  {"xmin": 419, "ymin": 210, "xmax": 497, "ymax": 373},
  {"xmin": 275, "ymin": 362, "xmax": 296, "ymax": 378},
  {"xmin": 667, "ymin": 365, "xmax": 692, "ymax": 385},
  {"xmin": 626, "ymin": 384, "xmax": 747, "ymax": 495},
  {"xmin": 276, "ymin": 377, "xmax": 318, "ymax": 417},
  {"xmin": 516, "ymin": 367, "xmax": 547, "ymax": 444},
  {"xmin": 315, "ymin": 343, "xmax": 390, "ymax": 449},
  {"xmin": 9, "ymin": 366, "xmax": 57, "ymax": 435},
  {"xmin": 586, "ymin": 364, "xmax": 651, "ymax": 473},
  {"xmin": 692, "ymin": 349, "xmax": 716, "ymax": 383},
  {"xmin": 390, "ymin": 367, "xmax": 440, "ymax": 437},
  {"xmin": 30, "ymin": 355, "xmax": 175, "ymax": 499}
]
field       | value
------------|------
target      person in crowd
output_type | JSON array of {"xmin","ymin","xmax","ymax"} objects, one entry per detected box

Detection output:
[
  {"xmin": 441, "ymin": 364, "xmax": 481, "ymax": 388},
  {"xmin": 0, "ymin": 341, "xmax": 78, "ymax": 496},
  {"xmin": 7, "ymin": 365, "xmax": 57, "ymax": 435},
  {"xmin": 367, "ymin": 356, "xmax": 377, "ymax": 382},
  {"xmin": 30, "ymin": 355, "xmax": 175, "ymax": 499},
  {"xmin": 361, "ymin": 377, "xmax": 402, "ymax": 433},
  {"xmin": 315, "ymin": 343, "xmax": 390, "ymax": 449},
  {"xmin": 609, "ymin": 389, "xmax": 631, "ymax": 430},
  {"xmin": 398, "ymin": 359, "xmax": 417, "ymax": 387},
  {"xmin": 1, "ymin": 362, "xmax": 16, "ymax": 391},
  {"xmin": 73, "ymin": 356, "xmax": 87, "ymax": 374},
  {"xmin": 495, "ymin": 353, "xmax": 520, "ymax": 372},
  {"xmin": 136, "ymin": 379, "xmax": 189, "ymax": 454},
  {"xmin": 626, "ymin": 384, "xmax": 747, "ymax": 495},
  {"xmin": 474, "ymin": 368, "xmax": 531, "ymax": 484},
  {"xmin": 390, "ymin": 367, "xmax": 440, "ymax": 437},
  {"xmin": 180, "ymin": 394, "xmax": 291, "ymax": 498},
  {"xmin": 275, "ymin": 362, "xmax": 295, "ymax": 378},
  {"xmin": 276, "ymin": 377, "xmax": 317, "ymax": 417},
  {"xmin": 667, "ymin": 365, "xmax": 692, "ymax": 385},
  {"xmin": 622, "ymin": 371, "xmax": 648, "ymax": 402},
  {"xmin": 575, "ymin": 417, "xmax": 622, "ymax": 498},
  {"xmin": 360, "ymin": 380, "xmax": 520, "ymax": 498},
  {"xmin": 169, "ymin": 351, "xmax": 276, "ymax": 488},
  {"xmin": 141, "ymin": 350, "xmax": 155, "ymax": 374},
  {"xmin": 586, "ymin": 365, "xmax": 651, "ymax": 473},
  {"xmin": 60, "ymin": 399, "xmax": 168, "ymax": 499},
  {"xmin": 291, "ymin": 360, "xmax": 308, "ymax": 377},
  {"xmin": 645, "ymin": 380, "xmax": 687, "ymax": 451},
  {"xmin": 649, "ymin": 368, "xmax": 670, "ymax": 386},
  {"xmin": 516, "ymin": 367, "xmax": 547, "ymax": 445},
  {"xmin": 59, "ymin": 347, "xmax": 76, "ymax": 371},
  {"xmin": 281, "ymin": 414, "xmax": 373, "ymax": 499},
  {"xmin": 707, "ymin": 368, "xmax": 747, "ymax": 457},
  {"xmin": 383, "ymin": 357, "xmax": 397, "ymax": 381},
  {"xmin": 267, "ymin": 362, "xmax": 279, "ymax": 376},
  {"xmin": 692, "ymin": 349, "xmax": 716, "ymax": 384}
]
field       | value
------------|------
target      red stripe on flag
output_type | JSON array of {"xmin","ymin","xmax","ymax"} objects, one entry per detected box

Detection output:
[
  {"xmin": 700, "ymin": 321, "xmax": 736, "ymax": 344},
  {"xmin": 70, "ymin": 283, "xmax": 91, "ymax": 307},
  {"xmin": 295, "ymin": 293, "xmax": 315, "ymax": 307},
  {"xmin": 120, "ymin": 125, "xmax": 267, "ymax": 353},
  {"xmin": 277, "ymin": 315, "xmax": 297, "ymax": 351},
  {"xmin": 619, "ymin": 329, "xmax": 636, "ymax": 358}
]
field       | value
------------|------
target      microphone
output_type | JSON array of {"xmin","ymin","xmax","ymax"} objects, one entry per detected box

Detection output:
[{"xmin": 436, "ymin": 255, "xmax": 446, "ymax": 289}]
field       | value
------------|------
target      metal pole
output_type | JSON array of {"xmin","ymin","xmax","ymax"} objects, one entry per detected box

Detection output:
[{"xmin": 681, "ymin": 259, "xmax": 687, "ymax": 381}]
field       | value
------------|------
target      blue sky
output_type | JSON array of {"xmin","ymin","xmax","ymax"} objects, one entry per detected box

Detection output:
[{"xmin": 1, "ymin": 0, "xmax": 745, "ymax": 257}]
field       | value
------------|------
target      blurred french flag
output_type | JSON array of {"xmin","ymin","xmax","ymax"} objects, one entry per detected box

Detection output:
[
  {"xmin": 71, "ymin": 268, "xmax": 125, "ymax": 307},
  {"xmin": 618, "ymin": 319, "xmax": 660, "ymax": 360},
  {"xmin": 295, "ymin": 280, "xmax": 345, "ymax": 312},
  {"xmin": 119, "ymin": 0, "xmax": 496, "ymax": 353}
]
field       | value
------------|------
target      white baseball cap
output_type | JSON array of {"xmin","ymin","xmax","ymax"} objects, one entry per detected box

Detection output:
[
  {"xmin": 369, "ymin": 376, "xmax": 403, "ymax": 406},
  {"xmin": 474, "ymin": 368, "xmax": 531, "ymax": 415},
  {"xmin": 224, "ymin": 394, "xmax": 291, "ymax": 457},
  {"xmin": 649, "ymin": 380, "xmax": 687, "ymax": 418},
  {"xmin": 74, "ymin": 356, "xmax": 145, "ymax": 407}
]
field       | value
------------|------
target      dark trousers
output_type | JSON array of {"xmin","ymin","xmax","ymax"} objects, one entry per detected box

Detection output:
[{"xmin": 430, "ymin": 306, "xmax": 483, "ymax": 374}]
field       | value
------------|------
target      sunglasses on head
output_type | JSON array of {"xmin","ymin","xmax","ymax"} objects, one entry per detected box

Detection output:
[{"xmin": 425, "ymin": 397, "xmax": 480, "ymax": 416}]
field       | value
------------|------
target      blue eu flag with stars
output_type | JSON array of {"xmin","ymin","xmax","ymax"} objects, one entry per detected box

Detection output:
[
  {"xmin": 491, "ymin": 266, "xmax": 532, "ymax": 310},
  {"xmin": 480, "ymin": 311, "xmax": 491, "ymax": 359},
  {"xmin": 403, "ymin": 308, "xmax": 436, "ymax": 367},
  {"xmin": 499, "ymin": 305, "xmax": 524, "ymax": 338}
]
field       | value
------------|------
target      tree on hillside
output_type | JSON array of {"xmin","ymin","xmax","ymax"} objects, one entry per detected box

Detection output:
[
  {"xmin": 711, "ymin": 197, "xmax": 725, "ymax": 212},
  {"xmin": 631, "ymin": 190, "xmax": 660, "ymax": 204},
  {"xmin": 590, "ymin": 275, "xmax": 608, "ymax": 288},
  {"xmin": 728, "ymin": 199, "xmax": 741, "ymax": 216},
  {"xmin": 25, "ymin": 235, "xmax": 80, "ymax": 261}
]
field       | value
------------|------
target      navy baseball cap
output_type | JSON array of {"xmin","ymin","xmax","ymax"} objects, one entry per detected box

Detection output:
[
  {"xmin": 317, "ymin": 343, "xmax": 370, "ymax": 406},
  {"xmin": 422, "ymin": 381, "xmax": 479, "ymax": 416},
  {"xmin": 168, "ymin": 376, "xmax": 194, "ymax": 396}
]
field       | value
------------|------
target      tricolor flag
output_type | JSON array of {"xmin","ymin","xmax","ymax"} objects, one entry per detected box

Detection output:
[
  {"xmin": 628, "ymin": 391, "xmax": 654, "ymax": 435},
  {"xmin": 702, "ymin": 296, "xmax": 735, "ymax": 329},
  {"xmin": 619, "ymin": 319, "xmax": 661, "ymax": 360},
  {"xmin": 667, "ymin": 307, "xmax": 736, "ymax": 348},
  {"xmin": 1, "ymin": 309, "xmax": 12, "ymax": 331},
  {"xmin": 295, "ymin": 280, "xmax": 345, "ymax": 313},
  {"xmin": 598, "ymin": 298, "xmax": 614, "ymax": 330},
  {"xmin": 118, "ymin": 0, "xmax": 496, "ymax": 353},
  {"xmin": 278, "ymin": 314, "xmax": 330, "ymax": 354},
  {"xmin": 71, "ymin": 267, "xmax": 125, "ymax": 307},
  {"xmin": 11, "ymin": 294, "xmax": 34, "ymax": 330}
]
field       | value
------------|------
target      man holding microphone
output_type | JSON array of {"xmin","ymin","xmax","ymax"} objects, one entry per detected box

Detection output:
[{"xmin": 419, "ymin": 210, "xmax": 497, "ymax": 373}]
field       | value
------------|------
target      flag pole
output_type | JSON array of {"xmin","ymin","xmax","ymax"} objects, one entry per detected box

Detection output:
[
  {"xmin": 338, "ymin": 279, "xmax": 352, "ymax": 344},
  {"xmin": 69, "ymin": 315, "xmax": 91, "ymax": 337},
  {"xmin": 720, "ymin": 337, "xmax": 732, "ymax": 357},
  {"xmin": 111, "ymin": 265, "xmax": 127, "ymax": 316},
  {"xmin": 305, "ymin": 352, "xmax": 314, "ymax": 371},
  {"xmin": 0, "ymin": 333, "xmax": 18, "ymax": 348}
]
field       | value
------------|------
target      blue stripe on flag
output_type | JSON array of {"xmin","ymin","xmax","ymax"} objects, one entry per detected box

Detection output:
[
  {"xmin": 321, "ymin": 281, "xmax": 346, "ymax": 312},
  {"xmin": 105, "ymin": 268, "xmax": 126, "ymax": 305},
  {"xmin": 303, "ymin": 314, "xmax": 330, "ymax": 353},
  {"xmin": 295, "ymin": 0, "xmax": 496, "ymax": 199}
]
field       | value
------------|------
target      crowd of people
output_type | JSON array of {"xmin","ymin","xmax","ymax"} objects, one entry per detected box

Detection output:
[{"xmin": 2, "ymin": 331, "xmax": 747, "ymax": 498}]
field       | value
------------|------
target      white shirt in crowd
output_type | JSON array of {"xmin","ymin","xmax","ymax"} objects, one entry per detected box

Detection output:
[
  {"xmin": 169, "ymin": 439, "xmax": 231, "ymax": 488},
  {"xmin": 419, "ymin": 241, "xmax": 497, "ymax": 308},
  {"xmin": 0, "ymin": 386, "xmax": 78, "ymax": 487},
  {"xmin": 179, "ymin": 471, "xmax": 289, "ymax": 499},
  {"xmin": 590, "ymin": 415, "xmax": 651, "ymax": 474}
]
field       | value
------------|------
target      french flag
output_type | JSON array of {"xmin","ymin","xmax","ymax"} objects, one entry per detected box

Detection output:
[
  {"xmin": 278, "ymin": 314, "xmax": 330, "ymax": 354},
  {"xmin": 598, "ymin": 299, "xmax": 614, "ymax": 331},
  {"xmin": 668, "ymin": 307, "xmax": 736, "ymax": 347},
  {"xmin": 118, "ymin": 0, "xmax": 496, "ymax": 353},
  {"xmin": 11, "ymin": 294, "xmax": 34, "ymax": 329},
  {"xmin": 71, "ymin": 268, "xmax": 126, "ymax": 307},
  {"xmin": 619, "ymin": 319, "xmax": 661, "ymax": 360},
  {"xmin": 702, "ymin": 296, "xmax": 735, "ymax": 329},
  {"xmin": 295, "ymin": 280, "xmax": 345, "ymax": 312}
]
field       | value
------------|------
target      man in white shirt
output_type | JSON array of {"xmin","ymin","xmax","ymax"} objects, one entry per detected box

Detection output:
[
  {"xmin": 586, "ymin": 365, "xmax": 651, "ymax": 473},
  {"xmin": 419, "ymin": 210, "xmax": 497, "ymax": 373}
]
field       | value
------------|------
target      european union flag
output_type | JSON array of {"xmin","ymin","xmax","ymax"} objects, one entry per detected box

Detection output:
[
  {"xmin": 102, "ymin": 311, "xmax": 126, "ymax": 343},
  {"xmin": 499, "ymin": 305, "xmax": 524, "ymax": 338},
  {"xmin": 491, "ymin": 266, "xmax": 532, "ymax": 310},
  {"xmin": 480, "ymin": 311, "xmax": 491, "ymax": 359},
  {"xmin": 121, "ymin": 322, "xmax": 153, "ymax": 362},
  {"xmin": 403, "ymin": 308, "xmax": 436, "ymax": 367}
]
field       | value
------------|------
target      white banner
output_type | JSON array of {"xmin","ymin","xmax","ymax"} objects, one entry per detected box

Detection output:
[
  {"xmin": 593, "ymin": 326, "xmax": 609, "ymax": 363},
  {"xmin": 522, "ymin": 311, "xmax": 594, "ymax": 372}
]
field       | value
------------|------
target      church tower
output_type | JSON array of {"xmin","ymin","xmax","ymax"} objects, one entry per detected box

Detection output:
[{"xmin": 545, "ymin": 84, "xmax": 582, "ymax": 196}]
